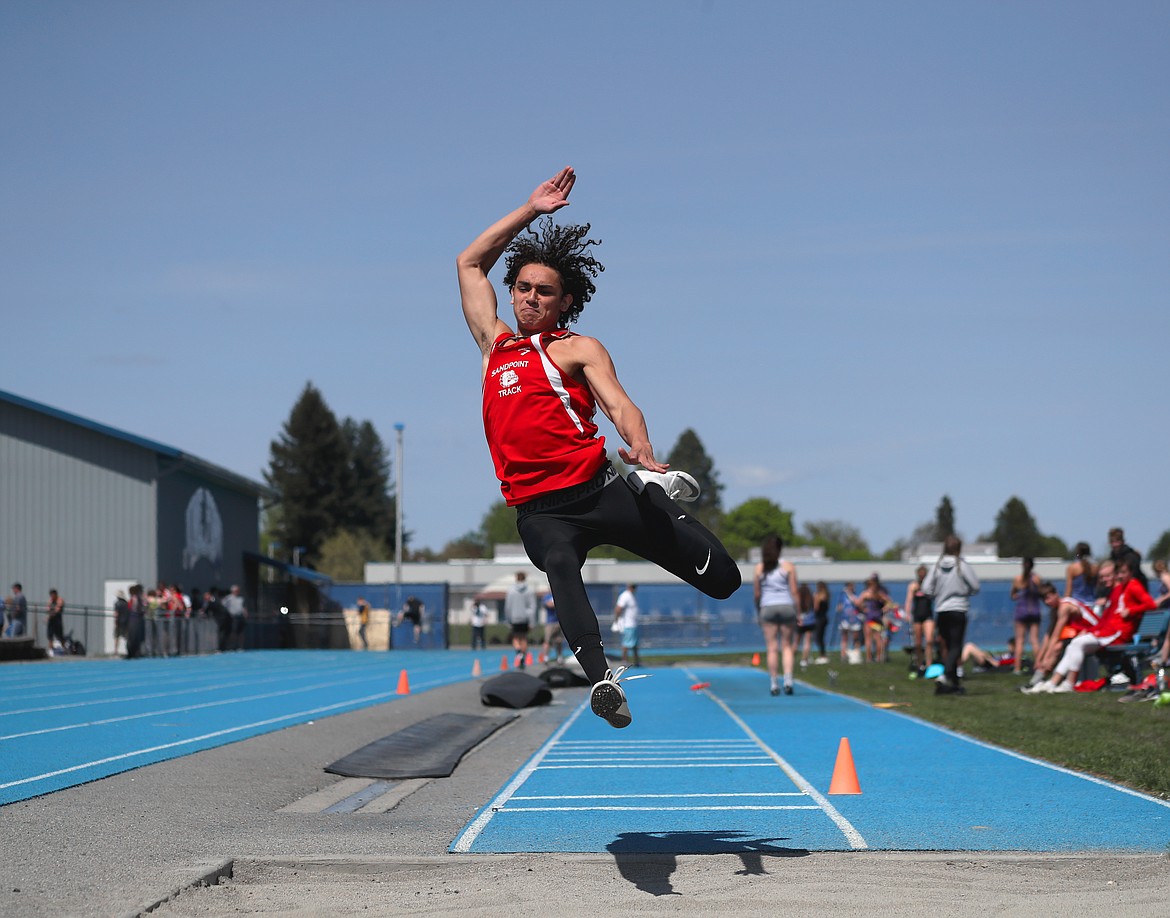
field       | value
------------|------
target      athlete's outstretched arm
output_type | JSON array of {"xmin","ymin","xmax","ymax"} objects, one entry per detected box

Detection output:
[
  {"xmin": 574, "ymin": 337, "xmax": 669, "ymax": 473},
  {"xmin": 457, "ymin": 168, "xmax": 576, "ymax": 360}
]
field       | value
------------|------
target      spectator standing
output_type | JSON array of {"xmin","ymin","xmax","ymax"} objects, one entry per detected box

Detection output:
[
  {"xmin": 922, "ymin": 536, "xmax": 980, "ymax": 695},
  {"xmin": 753, "ymin": 535, "xmax": 800, "ymax": 695},
  {"xmin": 205, "ymin": 590, "xmax": 231, "ymax": 652},
  {"xmin": 504, "ymin": 573, "xmax": 536, "ymax": 669},
  {"xmin": 5, "ymin": 583, "xmax": 28, "ymax": 637},
  {"xmin": 1063, "ymin": 542, "xmax": 1097, "ymax": 607},
  {"xmin": 614, "ymin": 584, "xmax": 641, "ymax": 668},
  {"xmin": 1011, "ymin": 558, "xmax": 1044, "ymax": 675},
  {"xmin": 126, "ymin": 584, "xmax": 146, "ymax": 659},
  {"xmin": 470, "ymin": 599, "xmax": 489, "ymax": 650},
  {"xmin": 837, "ymin": 582, "xmax": 862, "ymax": 662},
  {"xmin": 857, "ymin": 575, "xmax": 891, "ymax": 663},
  {"xmin": 222, "ymin": 585, "xmax": 247, "ymax": 651},
  {"xmin": 796, "ymin": 583, "xmax": 816, "ymax": 669},
  {"xmin": 46, "ymin": 588, "xmax": 65, "ymax": 650},
  {"xmin": 1108, "ymin": 527, "xmax": 1147, "ymax": 588},
  {"xmin": 542, "ymin": 591, "xmax": 564, "ymax": 663},
  {"xmin": 398, "ymin": 595, "xmax": 425, "ymax": 645},
  {"xmin": 113, "ymin": 590, "xmax": 130, "ymax": 656},
  {"xmin": 356, "ymin": 597, "xmax": 370, "ymax": 650},
  {"xmin": 812, "ymin": 581, "xmax": 831, "ymax": 664},
  {"xmin": 905, "ymin": 565, "xmax": 935, "ymax": 676}
]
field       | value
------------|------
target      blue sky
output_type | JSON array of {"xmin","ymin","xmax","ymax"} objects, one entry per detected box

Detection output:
[{"xmin": 3, "ymin": 1, "xmax": 1167, "ymax": 558}]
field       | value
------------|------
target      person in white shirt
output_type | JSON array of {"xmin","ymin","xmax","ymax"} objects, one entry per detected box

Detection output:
[{"xmin": 614, "ymin": 584, "xmax": 641, "ymax": 667}]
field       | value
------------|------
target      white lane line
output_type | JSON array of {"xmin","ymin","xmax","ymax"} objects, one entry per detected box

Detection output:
[
  {"xmin": 537, "ymin": 763, "xmax": 777, "ymax": 769},
  {"xmin": 494, "ymin": 805, "xmax": 822, "ymax": 812},
  {"xmin": 449, "ymin": 701, "xmax": 591, "ymax": 854},
  {"xmin": 512, "ymin": 792, "xmax": 807, "ymax": 800},
  {"xmin": 681, "ymin": 666, "xmax": 868, "ymax": 850}
]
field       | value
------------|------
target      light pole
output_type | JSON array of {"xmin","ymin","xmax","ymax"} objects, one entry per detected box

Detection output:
[{"xmin": 394, "ymin": 423, "xmax": 404, "ymax": 603}]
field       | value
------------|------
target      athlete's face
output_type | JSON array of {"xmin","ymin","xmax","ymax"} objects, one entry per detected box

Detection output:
[{"xmin": 511, "ymin": 263, "xmax": 572, "ymax": 333}]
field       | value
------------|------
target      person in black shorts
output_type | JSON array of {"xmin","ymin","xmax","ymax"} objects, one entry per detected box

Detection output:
[{"xmin": 905, "ymin": 565, "xmax": 935, "ymax": 676}]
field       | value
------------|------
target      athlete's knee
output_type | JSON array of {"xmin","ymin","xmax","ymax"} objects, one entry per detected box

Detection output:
[
  {"xmin": 705, "ymin": 552, "xmax": 742, "ymax": 599},
  {"xmin": 542, "ymin": 542, "xmax": 582, "ymax": 586}
]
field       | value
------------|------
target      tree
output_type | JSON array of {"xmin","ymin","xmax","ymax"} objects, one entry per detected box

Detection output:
[
  {"xmin": 664, "ymin": 428, "xmax": 724, "ymax": 530},
  {"xmin": 479, "ymin": 500, "xmax": 520, "ymax": 556},
  {"xmin": 803, "ymin": 520, "xmax": 871, "ymax": 561},
  {"xmin": 981, "ymin": 496, "xmax": 1067, "ymax": 559},
  {"xmin": 340, "ymin": 418, "xmax": 396, "ymax": 554},
  {"xmin": 721, "ymin": 497, "xmax": 795, "ymax": 561},
  {"xmin": 265, "ymin": 383, "xmax": 350, "ymax": 567},
  {"xmin": 934, "ymin": 495, "xmax": 956, "ymax": 541},
  {"xmin": 1149, "ymin": 530, "xmax": 1170, "ymax": 563},
  {"xmin": 318, "ymin": 529, "xmax": 389, "ymax": 581}
]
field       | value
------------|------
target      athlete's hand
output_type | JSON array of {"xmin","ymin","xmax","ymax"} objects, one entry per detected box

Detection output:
[
  {"xmin": 619, "ymin": 444, "xmax": 668, "ymax": 473},
  {"xmin": 529, "ymin": 167, "xmax": 575, "ymax": 214}
]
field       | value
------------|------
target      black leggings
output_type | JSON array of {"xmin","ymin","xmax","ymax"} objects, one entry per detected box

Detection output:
[
  {"xmin": 936, "ymin": 609, "xmax": 968, "ymax": 684},
  {"xmin": 517, "ymin": 476, "xmax": 741, "ymax": 683}
]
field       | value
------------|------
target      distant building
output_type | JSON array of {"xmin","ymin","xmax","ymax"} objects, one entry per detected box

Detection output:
[{"xmin": 1, "ymin": 389, "xmax": 267, "ymax": 650}]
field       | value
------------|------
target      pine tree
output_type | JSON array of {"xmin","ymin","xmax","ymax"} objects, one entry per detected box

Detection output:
[
  {"xmin": 934, "ymin": 495, "xmax": 956, "ymax": 541},
  {"xmin": 265, "ymin": 383, "xmax": 351, "ymax": 567},
  {"xmin": 982, "ymin": 496, "xmax": 1065, "ymax": 558},
  {"xmin": 341, "ymin": 418, "xmax": 396, "ymax": 553}
]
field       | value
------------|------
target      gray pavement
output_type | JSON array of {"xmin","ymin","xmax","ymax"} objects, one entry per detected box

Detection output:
[{"xmin": 2, "ymin": 675, "xmax": 1168, "ymax": 917}]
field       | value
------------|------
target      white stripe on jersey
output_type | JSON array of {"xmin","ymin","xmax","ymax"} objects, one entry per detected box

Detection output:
[{"xmin": 531, "ymin": 333, "xmax": 586, "ymax": 434}]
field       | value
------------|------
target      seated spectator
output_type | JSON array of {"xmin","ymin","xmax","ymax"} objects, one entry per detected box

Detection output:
[
  {"xmin": 1023, "ymin": 559, "xmax": 1155, "ymax": 694},
  {"xmin": 1031, "ymin": 565, "xmax": 1115, "ymax": 686}
]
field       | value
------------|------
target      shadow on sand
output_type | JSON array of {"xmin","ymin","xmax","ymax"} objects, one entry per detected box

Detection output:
[{"xmin": 606, "ymin": 830, "xmax": 810, "ymax": 896}]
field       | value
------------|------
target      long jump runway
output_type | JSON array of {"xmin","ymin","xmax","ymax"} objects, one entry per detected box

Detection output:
[{"xmin": 453, "ymin": 665, "xmax": 1170, "ymax": 854}]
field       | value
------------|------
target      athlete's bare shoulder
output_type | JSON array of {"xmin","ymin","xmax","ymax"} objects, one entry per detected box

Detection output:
[{"xmin": 544, "ymin": 331, "xmax": 607, "ymax": 374}]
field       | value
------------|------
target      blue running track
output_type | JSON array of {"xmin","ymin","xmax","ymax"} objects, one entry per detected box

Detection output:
[
  {"xmin": 452, "ymin": 665, "xmax": 1170, "ymax": 854},
  {"xmin": 0, "ymin": 649, "xmax": 497, "ymax": 807}
]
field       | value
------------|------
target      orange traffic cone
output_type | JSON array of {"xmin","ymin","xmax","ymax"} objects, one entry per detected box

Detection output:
[
  {"xmin": 538, "ymin": 651, "xmax": 546, "ymax": 664},
  {"xmin": 828, "ymin": 737, "xmax": 861, "ymax": 794},
  {"xmin": 526, "ymin": 651, "xmax": 534, "ymax": 666},
  {"xmin": 396, "ymin": 669, "xmax": 411, "ymax": 695},
  {"xmin": 500, "ymin": 655, "xmax": 510, "ymax": 671},
  {"xmin": 472, "ymin": 658, "xmax": 482, "ymax": 677},
  {"xmin": 751, "ymin": 652, "xmax": 761, "ymax": 666}
]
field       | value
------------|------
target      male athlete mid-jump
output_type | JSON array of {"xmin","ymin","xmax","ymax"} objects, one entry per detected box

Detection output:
[{"xmin": 457, "ymin": 166, "xmax": 741, "ymax": 728}]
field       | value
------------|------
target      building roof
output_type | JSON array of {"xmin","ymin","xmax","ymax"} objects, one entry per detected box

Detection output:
[{"xmin": 0, "ymin": 387, "xmax": 271, "ymax": 498}]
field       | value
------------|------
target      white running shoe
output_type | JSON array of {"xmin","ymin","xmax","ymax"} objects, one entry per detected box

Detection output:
[
  {"xmin": 590, "ymin": 666, "xmax": 634, "ymax": 728},
  {"xmin": 1051, "ymin": 681, "xmax": 1074, "ymax": 693},
  {"xmin": 626, "ymin": 470, "xmax": 701, "ymax": 502},
  {"xmin": 1021, "ymin": 680, "xmax": 1053, "ymax": 695}
]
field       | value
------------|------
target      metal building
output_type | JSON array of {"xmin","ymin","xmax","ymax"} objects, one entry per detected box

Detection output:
[{"xmin": 1, "ymin": 388, "xmax": 266, "ymax": 652}]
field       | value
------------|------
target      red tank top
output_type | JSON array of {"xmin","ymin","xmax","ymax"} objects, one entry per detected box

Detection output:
[{"xmin": 482, "ymin": 330, "xmax": 607, "ymax": 505}]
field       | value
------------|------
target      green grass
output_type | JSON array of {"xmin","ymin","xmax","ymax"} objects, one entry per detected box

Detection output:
[{"xmin": 646, "ymin": 650, "xmax": 1170, "ymax": 799}]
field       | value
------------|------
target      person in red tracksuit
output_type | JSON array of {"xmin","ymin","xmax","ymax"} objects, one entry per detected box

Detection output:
[
  {"xmin": 1024, "ymin": 559, "xmax": 1155, "ymax": 694},
  {"xmin": 457, "ymin": 167, "xmax": 741, "ymax": 728}
]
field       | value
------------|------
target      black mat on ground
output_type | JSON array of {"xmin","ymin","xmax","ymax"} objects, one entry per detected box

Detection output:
[
  {"xmin": 325, "ymin": 712, "xmax": 518, "ymax": 779},
  {"xmin": 540, "ymin": 665, "xmax": 590, "ymax": 688},
  {"xmin": 480, "ymin": 671, "xmax": 553, "ymax": 708}
]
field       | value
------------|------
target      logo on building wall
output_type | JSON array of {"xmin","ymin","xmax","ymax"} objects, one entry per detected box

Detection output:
[{"xmin": 183, "ymin": 487, "xmax": 224, "ymax": 570}]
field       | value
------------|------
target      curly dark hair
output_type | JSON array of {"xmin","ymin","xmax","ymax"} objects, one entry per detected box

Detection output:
[{"xmin": 501, "ymin": 217, "xmax": 604, "ymax": 327}]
